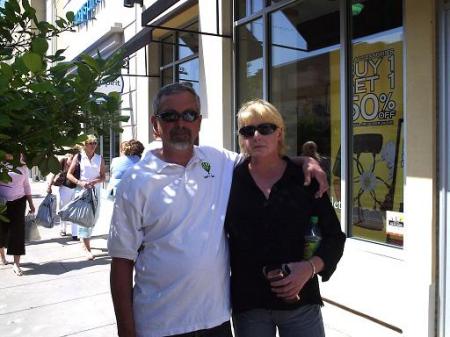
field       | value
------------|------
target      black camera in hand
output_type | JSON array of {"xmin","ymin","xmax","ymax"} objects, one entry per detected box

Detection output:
[{"xmin": 262, "ymin": 263, "xmax": 291, "ymax": 282}]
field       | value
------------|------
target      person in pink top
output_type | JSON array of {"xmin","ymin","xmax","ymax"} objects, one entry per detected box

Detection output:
[{"xmin": 0, "ymin": 154, "xmax": 35, "ymax": 276}]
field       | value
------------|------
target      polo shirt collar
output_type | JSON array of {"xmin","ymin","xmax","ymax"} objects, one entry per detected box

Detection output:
[{"xmin": 149, "ymin": 146, "xmax": 206, "ymax": 173}]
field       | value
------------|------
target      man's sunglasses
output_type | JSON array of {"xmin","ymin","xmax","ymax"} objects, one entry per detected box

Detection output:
[
  {"xmin": 238, "ymin": 123, "xmax": 278, "ymax": 138},
  {"xmin": 156, "ymin": 110, "xmax": 200, "ymax": 123}
]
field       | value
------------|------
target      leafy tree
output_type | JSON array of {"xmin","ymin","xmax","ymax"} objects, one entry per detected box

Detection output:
[{"xmin": 0, "ymin": 0, "xmax": 128, "ymax": 185}]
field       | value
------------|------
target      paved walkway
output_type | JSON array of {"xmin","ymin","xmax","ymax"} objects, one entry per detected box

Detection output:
[{"xmin": 0, "ymin": 181, "xmax": 402, "ymax": 337}]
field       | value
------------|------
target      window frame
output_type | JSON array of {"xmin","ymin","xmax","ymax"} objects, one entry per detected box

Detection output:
[{"xmin": 159, "ymin": 19, "xmax": 200, "ymax": 87}]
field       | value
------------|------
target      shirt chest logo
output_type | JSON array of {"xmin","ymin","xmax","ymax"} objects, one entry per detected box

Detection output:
[{"xmin": 201, "ymin": 161, "xmax": 215, "ymax": 178}]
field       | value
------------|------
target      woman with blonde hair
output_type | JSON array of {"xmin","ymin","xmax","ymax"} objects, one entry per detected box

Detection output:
[
  {"xmin": 67, "ymin": 135, "xmax": 105, "ymax": 260},
  {"xmin": 225, "ymin": 99, "xmax": 345, "ymax": 337}
]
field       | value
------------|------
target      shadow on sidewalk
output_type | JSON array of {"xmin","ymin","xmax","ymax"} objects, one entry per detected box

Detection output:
[
  {"xmin": 21, "ymin": 253, "xmax": 112, "ymax": 276},
  {"xmin": 25, "ymin": 234, "xmax": 108, "ymax": 247}
]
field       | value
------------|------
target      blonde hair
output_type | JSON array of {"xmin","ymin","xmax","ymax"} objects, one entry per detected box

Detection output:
[
  {"xmin": 237, "ymin": 99, "xmax": 286, "ymax": 156},
  {"xmin": 84, "ymin": 134, "xmax": 98, "ymax": 145}
]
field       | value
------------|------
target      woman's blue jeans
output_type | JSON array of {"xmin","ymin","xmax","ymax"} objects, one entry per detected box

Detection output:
[{"xmin": 232, "ymin": 305, "xmax": 325, "ymax": 337}]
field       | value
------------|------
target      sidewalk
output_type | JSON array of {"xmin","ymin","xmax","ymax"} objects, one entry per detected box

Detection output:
[{"xmin": 0, "ymin": 181, "xmax": 401, "ymax": 337}]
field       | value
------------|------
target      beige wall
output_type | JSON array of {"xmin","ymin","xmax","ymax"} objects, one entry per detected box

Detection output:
[{"xmin": 404, "ymin": 0, "xmax": 437, "ymax": 336}]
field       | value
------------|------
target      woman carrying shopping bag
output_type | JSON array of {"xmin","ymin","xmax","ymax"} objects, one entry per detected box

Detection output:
[
  {"xmin": 0, "ymin": 153, "xmax": 35, "ymax": 276},
  {"xmin": 48, "ymin": 149, "xmax": 80, "ymax": 239},
  {"xmin": 66, "ymin": 135, "xmax": 105, "ymax": 260}
]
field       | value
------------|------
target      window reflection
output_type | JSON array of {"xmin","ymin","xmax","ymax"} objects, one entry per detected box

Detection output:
[
  {"xmin": 178, "ymin": 22, "xmax": 199, "ymax": 60},
  {"xmin": 270, "ymin": 0, "xmax": 340, "ymax": 186},
  {"xmin": 160, "ymin": 20, "xmax": 199, "ymax": 93},
  {"xmin": 162, "ymin": 35, "xmax": 174, "ymax": 66},
  {"xmin": 237, "ymin": 0, "xmax": 265, "ymax": 20},
  {"xmin": 177, "ymin": 58, "xmax": 199, "ymax": 93},
  {"xmin": 237, "ymin": 18, "xmax": 264, "ymax": 106}
]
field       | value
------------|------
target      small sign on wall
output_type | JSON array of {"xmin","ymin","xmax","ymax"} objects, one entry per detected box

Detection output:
[
  {"xmin": 97, "ymin": 76, "xmax": 124, "ymax": 95},
  {"xmin": 386, "ymin": 210, "xmax": 404, "ymax": 245}
]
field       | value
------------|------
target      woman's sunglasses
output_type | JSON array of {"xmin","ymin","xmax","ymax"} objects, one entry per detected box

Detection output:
[
  {"xmin": 156, "ymin": 109, "xmax": 200, "ymax": 123},
  {"xmin": 238, "ymin": 123, "xmax": 278, "ymax": 138},
  {"xmin": 86, "ymin": 141, "xmax": 97, "ymax": 145}
]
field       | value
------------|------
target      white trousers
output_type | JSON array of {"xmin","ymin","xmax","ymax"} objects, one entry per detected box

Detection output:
[{"xmin": 58, "ymin": 186, "xmax": 77, "ymax": 235}]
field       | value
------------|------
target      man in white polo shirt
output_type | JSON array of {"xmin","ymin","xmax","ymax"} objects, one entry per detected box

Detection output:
[{"xmin": 108, "ymin": 83, "xmax": 327, "ymax": 337}]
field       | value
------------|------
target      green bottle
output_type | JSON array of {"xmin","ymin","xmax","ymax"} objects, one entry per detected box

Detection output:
[{"xmin": 304, "ymin": 216, "xmax": 321, "ymax": 259}]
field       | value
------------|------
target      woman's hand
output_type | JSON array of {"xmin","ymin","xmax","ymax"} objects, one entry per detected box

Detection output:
[
  {"xmin": 269, "ymin": 261, "xmax": 314, "ymax": 301},
  {"xmin": 46, "ymin": 185, "xmax": 52, "ymax": 194},
  {"xmin": 78, "ymin": 180, "xmax": 88, "ymax": 189},
  {"xmin": 29, "ymin": 204, "xmax": 36, "ymax": 214}
]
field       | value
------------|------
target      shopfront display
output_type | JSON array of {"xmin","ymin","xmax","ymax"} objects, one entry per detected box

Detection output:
[{"xmin": 235, "ymin": 0, "xmax": 403, "ymax": 248}]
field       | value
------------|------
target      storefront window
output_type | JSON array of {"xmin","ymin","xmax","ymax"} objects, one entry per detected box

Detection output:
[
  {"xmin": 235, "ymin": 0, "xmax": 404, "ymax": 248},
  {"xmin": 236, "ymin": 18, "xmax": 264, "ymax": 106},
  {"xmin": 350, "ymin": 0, "xmax": 404, "ymax": 247},
  {"xmin": 237, "ymin": 0, "xmax": 265, "ymax": 20},
  {"xmin": 162, "ymin": 68, "xmax": 173, "ymax": 87},
  {"xmin": 162, "ymin": 35, "xmax": 174, "ymax": 67},
  {"xmin": 269, "ymin": 0, "xmax": 340, "ymax": 166},
  {"xmin": 160, "ymin": 20, "xmax": 199, "ymax": 92},
  {"xmin": 178, "ymin": 21, "xmax": 199, "ymax": 59},
  {"xmin": 177, "ymin": 58, "xmax": 199, "ymax": 93}
]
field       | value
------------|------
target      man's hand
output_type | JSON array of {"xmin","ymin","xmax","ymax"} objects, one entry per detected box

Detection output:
[{"xmin": 302, "ymin": 157, "xmax": 328, "ymax": 198}]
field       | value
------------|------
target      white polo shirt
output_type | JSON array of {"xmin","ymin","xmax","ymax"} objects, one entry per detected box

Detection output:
[{"xmin": 108, "ymin": 146, "xmax": 239, "ymax": 337}]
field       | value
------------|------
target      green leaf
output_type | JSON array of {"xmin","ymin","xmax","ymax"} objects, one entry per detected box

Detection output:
[
  {"xmin": 55, "ymin": 18, "xmax": 66, "ymax": 28},
  {"xmin": 77, "ymin": 63, "xmax": 93, "ymax": 82},
  {"xmin": 66, "ymin": 11, "xmax": 75, "ymax": 22},
  {"xmin": 4, "ymin": 99, "xmax": 28, "ymax": 111},
  {"xmin": 0, "ymin": 62, "xmax": 13, "ymax": 79},
  {"xmin": 29, "ymin": 82, "xmax": 54, "ymax": 93},
  {"xmin": 81, "ymin": 54, "xmax": 100, "ymax": 73},
  {"xmin": 0, "ymin": 114, "xmax": 12, "ymax": 127},
  {"xmin": 0, "ymin": 76, "xmax": 9, "ymax": 94},
  {"xmin": 0, "ymin": 134, "xmax": 11, "ymax": 140},
  {"xmin": 13, "ymin": 57, "xmax": 28, "ymax": 74},
  {"xmin": 23, "ymin": 52, "xmax": 43, "ymax": 73},
  {"xmin": 31, "ymin": 37, "xmax": 49, "ymax": 55}
]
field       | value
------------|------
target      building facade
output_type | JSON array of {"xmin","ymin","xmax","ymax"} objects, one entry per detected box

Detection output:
[{"xmin": 45, "ymin": 0, "xmax": 450, "ymax": 336}]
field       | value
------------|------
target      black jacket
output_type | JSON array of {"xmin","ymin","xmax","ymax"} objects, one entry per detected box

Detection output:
[{"xmin": 225, "ymin": 157, "xmax": 346, "ymax": 313}]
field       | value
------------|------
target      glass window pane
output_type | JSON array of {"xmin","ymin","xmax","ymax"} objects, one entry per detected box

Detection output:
[
  {"xmin": 269, "ymin": 0, "xmax": 341, "ymax": 219},
  {"xmin": 237, "ymin": 0, "xmax": 265, "ymax": 20},
  {"xmin": 162, "ymin": 67, "xmax": 174, "ymax": 87},
  {"xmin": 177, "ymin": 58, "xmax": 199, "ymax": 93},
  {"xmin": 178, "ymin": 21, "xmax": 199, "ymax": 60},
  {"xmin": 162, "ymin": 35, "xmax": 174, "ymax": 66},
  {"xmin": 236, "ymin": 18, "xmax": 264, "ymax": 106},
  {"xmin": 350, "ymin": 0, "xmax": 403, "ymax": 247}
]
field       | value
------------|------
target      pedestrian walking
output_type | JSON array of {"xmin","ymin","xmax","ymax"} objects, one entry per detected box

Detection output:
[
  {"xmin": 47, "ymin": 149, "xmax": 80, "ymax": 239},
  {"xmin": 0, "ymin": 153, "xmax": 35, "ymax": 276},
  {"xmin": 67, "ymin": 135, "xmax": 105, "ymax": 260}
]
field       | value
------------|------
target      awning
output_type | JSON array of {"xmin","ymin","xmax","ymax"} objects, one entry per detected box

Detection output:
[
  {"xmin": 141, "ymin": 0, "xmax": 231, "ymax": 39},
  {"xmin": 72, "ymin": 25, "xmax": 124, "ymax": 61},
  {"xmin": 121, "ymin": 27, "xmax": 152, "ymax": 58},
  {"xmin": 121, "ymin": 0, "xmax": 230, "ymax": 59}
]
